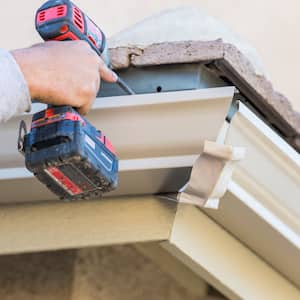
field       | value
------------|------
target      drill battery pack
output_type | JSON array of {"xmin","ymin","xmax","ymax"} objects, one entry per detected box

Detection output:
[{"xmin": 22, "ymin": 106, "xmax": 118, "ymax": 200}]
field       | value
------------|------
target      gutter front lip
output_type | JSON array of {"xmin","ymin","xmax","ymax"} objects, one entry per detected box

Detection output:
[
  {"xmin": 0, "ymin": 155, "xmax": 198, "ymax": 181},
  {"xmin": 27, "ymin": 86, "xmax": 236, "ymax": 114},
  {"xmin": 228, "ymin": 180, "xmax": 300, "ymax": 249},
  {"xmin": 204, "ymin": 101, "xmax": 300, "ymax": 289}
]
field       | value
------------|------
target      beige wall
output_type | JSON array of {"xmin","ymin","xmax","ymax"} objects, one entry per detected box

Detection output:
[
  {"xmin": 2, "ymin": 0, "xmax": 299, "ymax": 110},
  {"xmin": 0, "ymin": 245, "xmax": 225, "ymax": 300}
]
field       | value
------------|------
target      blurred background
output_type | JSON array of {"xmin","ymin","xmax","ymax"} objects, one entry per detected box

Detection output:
[{"xmin": 2, "ymin": 0, "xmax": 299, "ymax": 110}]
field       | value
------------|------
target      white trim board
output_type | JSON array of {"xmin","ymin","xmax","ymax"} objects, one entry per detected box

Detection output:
[{"xmin": 163, "ymin": 204, "xmax": 300, "ymax": 300}]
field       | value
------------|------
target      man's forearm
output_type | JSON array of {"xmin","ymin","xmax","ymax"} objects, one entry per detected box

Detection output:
[{"xmin": 0, "ymin": 48, "xmax": 31, "ymax": 122}]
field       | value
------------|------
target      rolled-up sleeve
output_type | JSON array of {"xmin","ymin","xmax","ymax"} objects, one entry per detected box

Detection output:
[{"xmin": 0, "ymin": 48, "xmax": 31, "ymax": 122}]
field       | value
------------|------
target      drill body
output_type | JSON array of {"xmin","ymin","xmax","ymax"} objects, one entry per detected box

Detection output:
[
  {"xmin": 24, "ymin": 106, "xmax": 118, "ymax": 200},
  {"xmin": 20, "ymin": 0, "xmax": 118, "ymax": 200},
  {"xmin": 35, "ymin": 0, "xmax": 109, "ymax": 63}
]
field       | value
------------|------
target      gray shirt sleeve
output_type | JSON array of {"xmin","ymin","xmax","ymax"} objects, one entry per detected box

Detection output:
[{"xmin": 0, "ymin": 48, "xmax": 31, "ymax": 122}]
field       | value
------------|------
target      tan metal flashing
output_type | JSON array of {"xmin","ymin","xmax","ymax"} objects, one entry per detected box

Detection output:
[{"xmin": 0, "ymin": 196, "xmax": 176, "ymax": 255}]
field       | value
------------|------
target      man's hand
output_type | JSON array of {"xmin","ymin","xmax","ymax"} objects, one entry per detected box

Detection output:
[{"xmin": 11, "ymin": 41, "xmax": 117, "ymax": 115}]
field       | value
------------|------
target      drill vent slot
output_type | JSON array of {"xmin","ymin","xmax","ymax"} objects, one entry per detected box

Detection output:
[
  {"xmin": 57, "ymin": 6, "xmax": 65, "ymax": 16},
  {"xmin": 39, "ymin": 12, "xmax": 46, "ymax": 22},
  {"xmin": 73, "ymin": 6, "xmax": 84, "ymax": 32}
]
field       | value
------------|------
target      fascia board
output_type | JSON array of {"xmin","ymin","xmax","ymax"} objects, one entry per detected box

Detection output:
[
  {"xmin": 0, "ymin": 195, "xmax": 176, "ymax": 255},
  {"xmin": 163, "ymin": 204, "xmax": 300, "ymax": 300},
  {"xmin": 0, "ymin": 87, "xmax": 234, "ymax": 203},
  {"xmin": 205, "ymin": 102, "xmax": 300, "ymax": 287}
]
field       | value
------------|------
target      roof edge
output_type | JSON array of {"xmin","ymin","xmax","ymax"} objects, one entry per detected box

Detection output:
[{"xmin": 109, "ymin": 40, "xmax": 300, "ymax": 152}]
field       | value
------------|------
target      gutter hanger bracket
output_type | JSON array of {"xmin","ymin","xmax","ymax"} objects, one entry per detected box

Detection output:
[{"xmin": 178, "ymin": 140, "xmax": 246, "ymax": 209}]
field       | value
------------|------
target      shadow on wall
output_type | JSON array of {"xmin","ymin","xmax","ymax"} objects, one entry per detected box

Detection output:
[{"xmin": 0, "ymin": 245, "xmax": 227, "ymax": 300}]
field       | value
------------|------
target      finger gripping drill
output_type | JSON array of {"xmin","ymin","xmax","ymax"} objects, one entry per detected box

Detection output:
[{"xmin": 20, "ymin": 0, "xmax": 119, "ymax": 200}]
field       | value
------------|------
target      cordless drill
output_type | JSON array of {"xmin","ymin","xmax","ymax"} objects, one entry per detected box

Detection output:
[
  {"xmin": 19, "ymin": 0, "xmax": 119, "ymax": 200},
  {"xmin": 35, "ymin": 0, "xmax": 110, "ymax": 64}
]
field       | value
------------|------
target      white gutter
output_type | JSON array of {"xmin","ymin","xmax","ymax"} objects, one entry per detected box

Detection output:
[
  {"xmin": 0, "ymin": 86, "xmax": 299, "ymax": 298},
  {"xmin": 228, "ymin": 180, "xmax": 300, "ymax": 249},
  {"xmin": 0, "ymin": 155, "xmax": 197, "ymax": 203},
  {"xmin": 0, "ymin": 87, "xmax": 234, "ymax": 203},
  {"xmin": 205, "ymin": 101, "xmax": 300, "ymax": 288}
]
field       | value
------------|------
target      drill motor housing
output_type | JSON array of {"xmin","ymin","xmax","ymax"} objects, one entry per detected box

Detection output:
[
  {"xmin": 24, "ymin": 106, "xmax": 118, "ymax": 200},
  {"xmin": 35, "ymin": 0, "xmax": 109, "ymax": 63}
]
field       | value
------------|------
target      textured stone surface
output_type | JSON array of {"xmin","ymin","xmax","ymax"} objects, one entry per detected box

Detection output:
[
  {"xmin": 108, "ymin": 7, "xmax": 267, "ymax": 76},
  {"xmin": 131, "ymin": 40, "xmax": 224, "ymax": 66},
  {"xmin": 109, "ymin": 47, "xmax": 143, "ymax": 69},
  {"xmin": 109, "ymin": 40, "xmax": 223, "ymax": 69},
  {"xmin": 221, "ymin": 43, "xmax": 300, "ymax": 137},
  {"xmin": 109, "ymin": 40, "xmax": 300, "ymax": 152}
]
